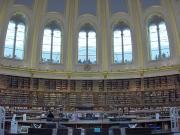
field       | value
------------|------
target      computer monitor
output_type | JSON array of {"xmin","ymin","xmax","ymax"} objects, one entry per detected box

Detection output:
[{"xmin": 94, "ymin": 128, "xmax": 101, "ymax": 133}]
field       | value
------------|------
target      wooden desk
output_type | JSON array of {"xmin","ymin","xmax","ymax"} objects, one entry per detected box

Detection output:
[{"xmin": 5, "ymin": 118, "xmax": 171, "ymax": 134}]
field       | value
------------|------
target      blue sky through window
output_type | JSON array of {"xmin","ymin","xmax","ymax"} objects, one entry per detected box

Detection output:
[
  {"xmin": 4, "ymin": 21, "xmax": 25, "ymax": 60},
  {"xmin": 78, "ymin": 31, "xmax": 96, "ymax": 64},
  {"xmin": 113, "ymin": 28, "xmax": 132, "ymax": 64},
  {"xmin": 42, "ymin": 28, "xmax": 61, "ymax": 63}
]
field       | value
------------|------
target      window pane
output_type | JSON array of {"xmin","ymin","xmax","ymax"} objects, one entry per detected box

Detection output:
[
  {"xmin": 88, "ymin": 55, "xmax": 96, "ymax": 64},
  {"xmin": 42, "ymin": 29, "xmax": 51, "ymax": 50},
  {"xmin": 78, "ymin": 31, "xmax": 86, "ymax": 63},
  {"xmin": 53, "ymin": 45, "xmax": 61, "ymax": 53},
  {"xmin": 88, "ymin": 31, "xmax": 96, "ymax": 47},
  {"xmin": 114, "ymin": 30, "xmax": 122, "ymax": 53},
  {"xmin": 15, "ymin": 50, "xmax": 24, "ymax": 60},
  {"xmin": 53, "ymin": 30, "xmax": 61, "ymax": 44},
  {"xmin": 4, "ymin": 48, "xmax": 13, "ymax": 58},
  {"xmin": 42, "ymin": 52, "xmax": 51, "ymax": 62},
  {"xmin": 52, "ymin": 53, "xmax": 60, "ymax": 63},
  {"xmin": 88, "ymin": 31, "xmax": 96, "ymax": 64},
  {"xmin": 15, "ymin": 24, "xmax": 25, "ymax": 60},
  {"xmin": 4, "ymin": 22, "xmax": 15, "ymax": 58},
  {"xmin": 52, "ymin": 30, "xmax": 61, "ymax": 63},
  {"xmin": 114, "ymin": 54, "xmax": 122, "ymax": 64},
  {"xmin": 113, "ymin": 30, "xmax": 122, "ymax": 63},
  {"xmin": 42, "ymin": 29, "xmax": 51, "ymax": 61},
  {"xmin": 124, "ymin": 53, "xmax": 132, "ymax": 63},
  {"xmin": 123, "ymin": 29, "xmax": 132, "ymax": 45},
  {"xmin": 52, "ymin": 30, "xmax": 61, "ymax": 52},
  {"xmin": 149, "ymin": 24, "xmax": 159, "ymax": 60},
  {"xmin": 151, "ymin": 50, "xmax": 159, "ymax": 60},
  {"xmin": 161, "ymin": 48, "xmax": 170, "ymax": 59},
  {"xmin": 159, "ymin": 22, "xmax": 170, "ymax": 58},
  {"xmin": 16, "ymin": 23, "xmax": 25, "ymax": 40},
  {"xmin": 123, "ymin": 29, "xmax": 132, "ymax": 63}
]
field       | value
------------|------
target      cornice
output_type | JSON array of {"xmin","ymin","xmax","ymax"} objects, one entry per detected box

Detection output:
[{"xmin": 0, "ymin": 64, "xmax": 179, "ymax": 79}]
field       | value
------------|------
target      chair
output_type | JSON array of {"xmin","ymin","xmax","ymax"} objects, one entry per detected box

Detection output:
[
  {"xmin": 28, "ymin": 128, "xmax": 52, "ymax": 135},
  {"xmin": 112, "ymin": 128, "xmax": 121, "ymax": 135},
  {"xmin": 57, "ymin": 128, "xmax": 68, "ymax": 135},
  {"xmin": 85, "ymin": 128, "xmax": 109, "ymax": 135},
  {"xmin": 73, "ymin": 128, "xmax": 81, "ymax": 135},
  {"xmin": 46, "ymin": 123, "xmax": 57, "ymax": 129},
  {"xmin": 85, "ymin": 128, "xmax": 95, "ymax": 135},
  {"xmin": 126, "ymin": 128, "xmax": 151, "ymax": 135},
  {"xmin": 101, "ymin": 128, "xmax": 109, "ymax": 135}
]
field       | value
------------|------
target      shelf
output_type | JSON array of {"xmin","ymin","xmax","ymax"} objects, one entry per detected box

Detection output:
[{"xmin": 0, "ymin": 74, "xmax": 179, "ymax": 111}]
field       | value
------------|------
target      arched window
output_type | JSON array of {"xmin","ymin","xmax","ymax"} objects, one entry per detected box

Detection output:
[
  {"xmin": 78, "ymin": 24, "xmax": 96, "ymax": 64},
  {"xmin": 4, "ymin": 15, "xmax": 26, "ymax": 60},
  {"xmin": 148, "ymin": 16, "xmax": 170, "ymax": 61},
  {"xmin": 113, "ymin": 22, "xmax": 132, "ymax": 64},
  {"xmin": 42, "ymin": 21, "xmax": 62, "ymax": 64}
]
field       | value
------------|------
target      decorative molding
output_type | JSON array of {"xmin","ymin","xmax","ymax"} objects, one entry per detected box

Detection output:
[{"xmin": 84, "ymin": 64, "xmax": 91, "ymax": 71}]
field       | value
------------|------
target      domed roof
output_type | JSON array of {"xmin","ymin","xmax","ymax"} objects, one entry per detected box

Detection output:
[{"xmin": 0, "ymin": 0, "xmax": 179, "ymax": 79}]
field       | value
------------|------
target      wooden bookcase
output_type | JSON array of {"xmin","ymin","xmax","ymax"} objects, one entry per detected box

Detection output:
[{"xmin": 0, "ymin": 74, "xmax": 179, "ymax": 111}]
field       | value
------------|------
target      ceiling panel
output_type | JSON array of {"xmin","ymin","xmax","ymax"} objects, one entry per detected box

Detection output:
[
  {"xmin": 47, "ymin": 0, "xmax": 66, "ymax": 13},
  {"xmin": 79, "ymin": 0, "xmax": 96, "ymax": 15},
  {"xmin": 141, "ymin": 0, "xmax": 160, "ymax": 10},
  {"xmin": 110, "ymin": 0, "xmax": 128, "ymax": 14},
  {"xmin": 15, "ymin": 0, "xmax": 34, "ymax": 8}
]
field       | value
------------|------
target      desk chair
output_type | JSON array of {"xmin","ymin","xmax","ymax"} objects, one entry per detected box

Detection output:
[
  {"xmin": 112, "ymin": 128, "xmax": 121, "ymax": 135},
  {"xmin": 57, "ymin": 128, "xmax": 68, "ymax": 135},
  {"xmin": 126, "ymin": 128, "xmax": 151, "ymax": 135},
  {"xmin": 73, "ymin": 128, "xmax": 81, "ymax": 135},
  {"xmin": 28, "ymin": 128, "xmax": 52, "ymax": 135}
]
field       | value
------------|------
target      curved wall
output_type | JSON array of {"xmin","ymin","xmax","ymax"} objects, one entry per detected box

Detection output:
[{"xmin": 0, "ymin": 0, "xmax": 179, "ymax": 79}]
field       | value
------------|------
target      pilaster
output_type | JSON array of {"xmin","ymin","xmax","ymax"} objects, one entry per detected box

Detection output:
[
  {"xmin": 165, "ymin": 0, "xmax": 180, "ymax": 64},
  {"xmin": 30, "ymin": 0, "xmax": 47, "ymax": 68},
  {"xmin": 99, "ymin": 0, "xmax": 109, "ymax": 72},
  {"xmin": 66, "ymin": 0, "xmax": 77, "ymax": 71},
  {"xmin": 128, "ymin": 0, "xmax": 144, "ymax": 69}
]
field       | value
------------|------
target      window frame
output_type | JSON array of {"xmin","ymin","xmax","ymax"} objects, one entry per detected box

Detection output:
[
  {"xmin": 77, "ymin": 24, "xmax": 97, "ymax": 64},
  {"xmin": 41, "ymin": 21, "xmax": 62, "ymax": 64},
  {"xmin": 4, "ymin": 15, "xmax": 26, "ymax": 60},
  {"xmin": 112, "ymin": 22, "xmax": 133, "ymax": 64},
  {"xmin": 148, "ymin": 16, "xmax": 170, "ymax": 61}
]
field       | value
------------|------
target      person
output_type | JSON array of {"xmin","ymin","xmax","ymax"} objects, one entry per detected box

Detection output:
[{"xmin": 47, "ymin": 110, "xmax": 54, "ymax": 121}]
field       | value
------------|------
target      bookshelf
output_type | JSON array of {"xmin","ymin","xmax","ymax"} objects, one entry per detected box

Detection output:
[
  {"xmin": 0, "ymin": 74, "xmax": 179, "ymax": 111},
  {"xmin": 69, "ymin": 80, "xmax": 76, "ymax": 91},
  {"xmin": 98, "ymin": 80, "xmax": 104, "ymax": 92},
  {"xmin": 69, "ymin": 94, "xmax": 77, "ymax": 107},
  {"xmin": 32, "ymin": 78, "xmax": 39, "ymax": 90}
]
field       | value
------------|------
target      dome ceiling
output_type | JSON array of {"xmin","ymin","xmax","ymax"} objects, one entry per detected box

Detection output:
[
  {"xmin": 0, "ymin": 0, "xmax": 179, "ymax": 79},
  {"xmin": 110, "ymin": 0, "xmax": 128, "ymax": 13},
  {"xmin": 13, "ymin": 0, "xmax": 161, "ymax": 14},
  {"xmin": 14, "ymin": 0, "xmax": 34, "ymax": 8},
  {"xmin": 141, "ymin": 0, "xmax": 160, "ymax": 10},
  {"xmin": 79, "ymin": 0, "xmax": 96, "ymax": 15},
  {"xmin": 47, "ymin": 0, "xmax": 65, "ymax": 13},
  {"xmin": 12, "ymin": 0, "xmax": 160, "ymax": 15}
]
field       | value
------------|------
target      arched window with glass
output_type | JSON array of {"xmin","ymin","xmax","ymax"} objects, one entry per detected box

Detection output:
[
  {"xmin": 4, "ymin": 15, "xmax": 26, "ymax": 60},
  {"xmin": 148, "ymin": 16, "xmax": 170, "ymax": 61},
  {"xmin": 41, "ymin": 21, "xmax": 62, "ymax": 64},
  {"xmin": 78, "ymin": 24, "xmax": 96, "ymax": 64},
  {"xmin": 113, "ymin": 22, "xmax": 132, "ymax": 64}
]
